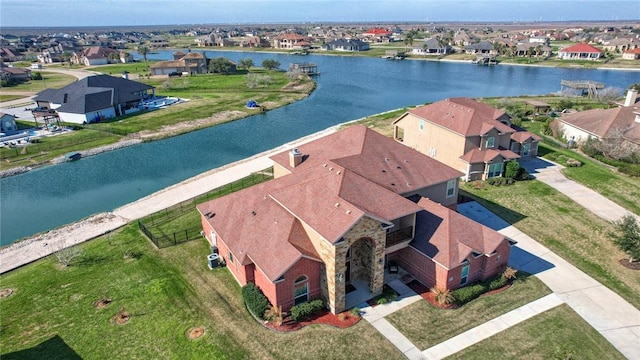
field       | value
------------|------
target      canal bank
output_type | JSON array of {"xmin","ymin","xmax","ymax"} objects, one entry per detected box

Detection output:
[{"xmin": 0, "ymin": 125, "xmax": 340, "ymax": 273}]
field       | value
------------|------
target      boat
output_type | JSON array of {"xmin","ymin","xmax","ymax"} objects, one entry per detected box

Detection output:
[{"xmin": 65, "ymin": 152, "xmax": 81, "ymax": 161}]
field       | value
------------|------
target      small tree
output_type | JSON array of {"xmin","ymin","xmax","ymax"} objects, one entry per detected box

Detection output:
[
  {"xmin": 609, "ymin": 215, "xmax": 640, "ymax": 263},
  {"xmin": 209, "ymin": 57, "xmax": 233, "ymax": 74},
  {"xmin": 504, "ymin": 160, "xmax": 520, "ymax": 180},
  {"xmin": 137, "ymin": 44, "xmax": 149, "ymax": 69},
  {"xmin": 53, "ymin": 243, "xmax": 84, "ymax": 267},
  {"xmin": 238, "ymin": 58, "xmax": 254, "ymax": 71},
  {"xmin": 430, "ymin": 286, "xmax": 454, "ymax": 306},
  {"xmin": 261, "ymin": 59, "xmax": 280, "ymax": 71}
]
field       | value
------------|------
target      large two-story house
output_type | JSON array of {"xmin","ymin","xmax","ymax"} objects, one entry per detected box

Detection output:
[
  {"xmin": 197, "ymin": 125, "xmax": 513, "ymax": 314},
  {"xmin": 393, "ymin": 98, "xmax": 540, "ymax": 181},
  {"xmin": 150, "ymin": 51, "xmax": 208, "ymax": 76}
]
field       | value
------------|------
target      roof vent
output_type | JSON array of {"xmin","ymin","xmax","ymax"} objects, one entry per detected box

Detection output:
[
  {"xmin": 251, "ymin": 211, "xmax": 256, "ymax": 216},
  {"xmin": 335, "ymin": 202, "xmax": 340, "ymax": 207},
  {"xmin": 346, "ymin": 210, "xmax": 351, "ymax": 214},
  {"xmin": 336, "ymin": 170, "xmax": 341, "ymax": 175},
  {"xmin": 289, "ymin": 148, "xmax": 304, "ymax": 168},
  {"xmin": 391, "ymin": 182, "xmax": 396, "ymax": 186}
]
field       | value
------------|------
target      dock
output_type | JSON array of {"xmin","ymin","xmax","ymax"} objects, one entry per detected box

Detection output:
[
  {"xmin": 289, "ymin": 62, "xmax": 319, "ymax": 75},
  {"xmin": 560, "ymin": 80, "xmax": 605, "ymax": 98},
  {"xmin": 472, "ymin": 54, "xmax": 498, "ymax": 66}
]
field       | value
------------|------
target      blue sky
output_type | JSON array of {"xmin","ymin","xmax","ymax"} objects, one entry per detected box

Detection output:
[{"xmin": 1, "ymin": 0, "xmax": 638, "ymax": 27}]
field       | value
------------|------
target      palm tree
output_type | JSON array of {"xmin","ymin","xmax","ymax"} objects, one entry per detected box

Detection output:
[
  {"xmin": 404, "ymin": 34, "xmax": 414, "ymax": 51},
  {"xmin": 137, "ymin": 44, "xmax": 149, "ymax": 70}
]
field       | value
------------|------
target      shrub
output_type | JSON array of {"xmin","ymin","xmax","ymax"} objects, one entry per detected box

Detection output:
[
  {"xmin": 581, "ymin": 137, "xmax": 602, "ymax": 158},
  {"xmin": 453, "ymin": 283, "xmax": 485, "ymax": 305},
  {"xmin": 264, "ymin": 305, "xmax": 284, "ymax": 325},
  {"xmin": 430, "ymin": 287, "xmax": 455, "ymax": 306},
  {"xmin": 514, "ymin": 167, "xmax": 530, "ymax": 181},
  {"xmin": 349, "ymin": 307, "xmax": 361, "ymax": 317},
  {"xmin": 290, "ymin": 299, "xmax": 324, "ymax": 322},
  {"xmin": 504, "ymin": 160, "xmax": 520, "ymax": 179},
  {"xmin": 487, "ymin": 177, "xmax": 515, "ymax": 186},
  {"xmin": 488, "ymin": 276, "xmax": 508, "ymax": 291},
  {"xmin": 565, "ymin": 158, "xmax": 583, "ymax": 167},
  {"xmin": 502, "ymin": 266, "xmax": 518, "ymax": 280},
  {"xmin": 619, "ymin": 164, "xmax": 640, "ymax": 177},
  {"xmin": 376, "ymin": 297, "xmax": 388, "ymax": 305},
  {"xmin": 242, "ymin": 283, "xmax": 270, "ymax": 320}
]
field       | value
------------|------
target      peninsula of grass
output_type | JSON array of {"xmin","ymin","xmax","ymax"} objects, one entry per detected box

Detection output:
[
  {"xmin": 0, "ymin": 69, "xmax": 314, "ymax": 171},
  {"xmin": 386, "ymin": 273, "xmax": 551, "ymax": 350},
  {"xmin": 447, "ymin": 304, "xmax": 626, "ymax": 360}
]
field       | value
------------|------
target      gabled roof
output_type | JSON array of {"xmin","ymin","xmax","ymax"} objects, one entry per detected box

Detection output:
[
  {"xmin": 459, "ymin": 149, "xmax": 520, "ymax": 164},
  {"xmin": 559, "ymin": 105, "xmax": 640, "ymax": 144},
  {"xmin": 363, "ymin": 28, "xmax": 391, "ymax": 36},
  {"xmin": 559, "ymin": 42, "xmax": 603, "ymax": 54},
  {"xmin": 398, "ymin": 98, "xmax": 513, "ymax": 137},
  {"xmin": 270, "ymin": 125, "xmax": 463, "ymax": 194},
  {"xmin": 33, "ymin": 74, "xmax": 153, "ymax": 114},
  {"xmin": 411, "ymin": 198, "xmax": 507, "ymax": 269},
  {"xmin": 510, "ymin": 131, "xmax": 541, "ymax": 143}
]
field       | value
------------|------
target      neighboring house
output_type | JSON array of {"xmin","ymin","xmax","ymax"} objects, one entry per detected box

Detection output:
[
  {"xmin": 464, "ymin": 41, "xmax": 494, "ymax": 54},
  {"xmin": 557, "ymin": 42, "xmax": 603, "ymax": 60},
  {"xmin": 0, "ymin": 113, "xmax": 18, "ymax": 133},
  {"xmin": 240, "ymin": 36, "xmax": 270, "ymax": 48},
  {"xmin": 411, "ymin": 38, "xmax": 452, "ymax": 55},
  {"xmin": 622, "ymin": 48, "xmax": 640, "ymax": 60},
  {"xmin": 150, "ymin": 51, "xmax": 207, "ymax": 75},
  {"xmin": 321, "ymin": 38, "xmax": 370, "ymax": 51},
  {"xmin": 0, "ymin": 65, "xmax": 31, "ymax": 81},
  {"xmin": 272, "ymin": 33, "xmax": 309, "ymax": 49},
  {"xmin": 0, "ymin": 47, "xmax": 24, "ymax": 62},
  {"xmin": 558, "ymin": 89, "xmax": 640, "ymax": 146},
  {"xmin": 361, "ymin": 28, "xmax": 391, "ymax": 43},
  {"xmin": 393, "ymin": 98, "xmax": 540, "ymax": 181},
  {"xmin": 33, "ymin": 74, "xmax": 154, "ymax": 124},
  {"xmin": 197, "ymin": 125, "xmax": 513, "ymax": 314},
  {"xmin": 70, "ymin": 46, "xmax": 131, "ymax": 66},
  {"xmin": 149, "ymin": 36, "xmax": 169, "ymax": 48}
]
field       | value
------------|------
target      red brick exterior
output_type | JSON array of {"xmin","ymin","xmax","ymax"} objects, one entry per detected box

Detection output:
[{"xmin": 202, "ymin": 214, "xmax": 321, "ymax": 312}]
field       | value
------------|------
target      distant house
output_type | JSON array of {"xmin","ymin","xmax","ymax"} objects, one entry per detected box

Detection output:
[
  {"xmin": 272, "ymin": 33, "xmax": 309, "ymax": 49},
  {"xmin": 0, "ymin": 47, "xmax": 24, "ymax": 62},
  {"xmin": 33, "ymin": 74, "xmax": 155, "ymax": 124},
  {"xmin": 393, "ymin": 98, "xmax": 540, "ymax": 181},
  {"xmin": 197, "ymin": 125, "xmax": 512, "ymax": 314},
  {"xmin": 558, "ymin": 89, "xmax": 640, "ymax": 146},
  {"xmin": 557, "ymin": 43, "xmax": 603, "ymax": 60},
  {"xmin": 0, "ymin": 113, "xmax": 18, "ymax": 133},
  {"xmin": 150, "ymin": 51, "xmax": 207, "ymax": 76},
  {"xmin": 240, "ymin": 36, "xmax": 270, "ymax": 48},
  {"xmin": 411, "ymin": 38, "xmax": 452, "ymax": 55},
  {"xmin": 70, "ymin": 46, "xmax": 132, "ymax": 66},
  {"xmin": 149, "ymin": 36, "xmax": 169, "ymax": 48},
  {"xmin": 464, "ymin": 41, "xmax": 494, "ymax": 54},
  {"xmin": 622, "ymin": 48, "xmax": 640, "ymax": 60},
  {"xmin": 321, "ymin": 38, "xmax": 370, "ymax": 51},
  {"xmin": 0, "ymin": 64, "xmax": 31, "ymax": 81},
  {"xmin": 362, "ymin": 28, "xmax": 391, "ymax": 43}
]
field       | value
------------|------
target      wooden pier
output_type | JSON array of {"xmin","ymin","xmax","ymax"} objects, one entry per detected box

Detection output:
[
  {"xmin": 560, "ymin": 80, "xmax": 605, "ymax": 98},
  {"xmin": 473, "ymin": 54, "xmax": 497, "ymax": 66},
  {"xmin": 289, "ymin": 62, "xmax": 319, "ymax": 75}
]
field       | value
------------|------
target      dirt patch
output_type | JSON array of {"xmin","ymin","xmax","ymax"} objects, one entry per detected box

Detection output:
[
  {"xmin": 0, "ymin": 288, "xmax": 14, "ymax": 298},
  {"xmin": 112, "ymin": 307, "xmax": 130, "ymax": 325},
  {"xmin": 93, "ymin": 298, "xmax": 112, "ymax": 308},
  {"xmin": 619, "ymin": 259, "xmax": 640, "ymax": 270},
  {"xmin": 137, "ymin": 110, "xmax": 247, "ymax": 140},
  {"xmin": 263, "ymin": 310, "xmax": 360, "ymax": 332},
  {"xmin": 187, "ymin": 326, "xmax": 206, "ymax": 339}
]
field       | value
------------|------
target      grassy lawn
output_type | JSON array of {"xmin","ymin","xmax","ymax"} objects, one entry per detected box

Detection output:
[
  {"xmin": 386, "ymin": 273, "xmax": 551, "ymax": 350},
  {"xmin": 0, "ymin": 129, "xmax": 121, "ymax": 171},
  {"xmin": 0, "ymin": 227, "xmax": 401, "ymax": 359},
  {"xmin": 447, "ymin": 304, "xmax": 626, "ymax": 360},
  {"xmin": 462, "ymin": 180, "xmax": 640, "ymax": 310},
  {"xmin": 1, "ymin": 72, "xmax": 77, "ymax": 92},
  {"xmin": 0, "ymin": 94, "xmax": 27, "ymax": 102}
]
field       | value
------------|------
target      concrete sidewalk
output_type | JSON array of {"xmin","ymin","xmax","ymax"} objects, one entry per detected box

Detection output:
[
  {"xmin": 458, "ymin": 201, "xmax": 640, "ymax": 360},
  {"xmin": 422, "ymin": 294, "xmax": 564, "ymax": 360},
  {"xmin": 519, "ymin": 157, "xmax": 639, "ymax": 223}
]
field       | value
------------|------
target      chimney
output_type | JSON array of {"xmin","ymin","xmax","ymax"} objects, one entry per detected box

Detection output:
[
  {"xmin": 289, "ymin": 148, "xmax": 303, "ymax": 168},
  {"xmin": 624, "ymin": 89, "xmax": 638, "ymax": 107}
]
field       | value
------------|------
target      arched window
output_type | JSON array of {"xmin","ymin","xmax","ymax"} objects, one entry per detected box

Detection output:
[{"xmin": 293, "ymin": 275, "xmax": 308, "ymax": 305}]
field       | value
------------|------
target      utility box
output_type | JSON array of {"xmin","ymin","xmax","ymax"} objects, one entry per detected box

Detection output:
[{"xmin": 207, "ymin": 253, "xmax": 220, "ymax": 269}]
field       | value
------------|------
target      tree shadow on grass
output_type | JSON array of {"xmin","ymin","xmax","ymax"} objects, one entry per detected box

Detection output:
[{"xmin": 2, "ymin": 334, "xmax": 82, "ymax": 360}]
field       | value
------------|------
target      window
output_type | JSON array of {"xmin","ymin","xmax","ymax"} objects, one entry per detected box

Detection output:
[
  {"xmin": 486, "ymin": 137, "xmax": 495, "ymax": 148},
  {"xmin": 429, "ymin": 147, "xmax": 437, "ymax": 157},
  {"xmin": 228, "ymin": 251, "xmax": 234, "ymax": 263},
  {"xmin": 294, "ymin": 275, "xmax": 309, "ymax": 305},
  {"xmin": 460, "ymin": 264, "xmax": 470, "ymax": 285},
  {"xmin": 446, "ymin": 179, "xmax": 456, "ymax": 198},
  {"xmin": 487, "ymin": 162, "xmax": 503, "ymax": 178},
  {"xmin": 419, "ymin": 119, "xmax": 424, "ymax": 131}
]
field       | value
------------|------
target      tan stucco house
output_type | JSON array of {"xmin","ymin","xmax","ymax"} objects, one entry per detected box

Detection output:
[
  {"xmin": 197, "ymin": 125, "xmax": 513, "ymax": 314},
  {"xmin": 393, "ymin": 98, "xmax": 540, "ymax": 181}
]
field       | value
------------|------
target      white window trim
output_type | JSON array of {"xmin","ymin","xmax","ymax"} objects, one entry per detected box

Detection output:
[
  {"xmin": 486, "ymin": 136, "xmax": 495, "ymax": 148},
  {"xmin": 446, "ymin": 179, "xmax": 456, "ymax": 198}
]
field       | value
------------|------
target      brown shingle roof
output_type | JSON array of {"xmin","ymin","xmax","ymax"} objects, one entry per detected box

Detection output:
[
  {"xmin": 270, "ymin": 125, "xmax": 463, "ymax": 194},
  {"xmin": 403, "ymin": 98, "xmax": 514, "ymax": 137},
  {"xmin": 410, "ymin": 198, "xmax": 507, "ymax": 269},
  {"xmin": 510, "ymin": 131, "xmax": 541, "ymax": 143},
  {"xmin": 559, "ymin": 105, "xmax": 640, "ymax": 144}
]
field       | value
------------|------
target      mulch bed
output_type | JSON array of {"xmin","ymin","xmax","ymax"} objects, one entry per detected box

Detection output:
[
  {"xmin": 92, "ymin": 298, "xmax": 112, "ymax": 308},
  {"xmin": 187, "ymin": 326, "xmax": 206, "ymax": 339},
  {"xmin": 619, "ymin": 259, "xmax": 640, "ymax": 270},
  {"xmin": 264, "ymin": 309, "xmax": 360, "ymax": 332},
  {"xmin": 0, "ymin": 288, "xmax": 14, "ymax": 299},
  {"xmin": 406, "ymin": 279, "xmax": 512, "ymax": 309}
]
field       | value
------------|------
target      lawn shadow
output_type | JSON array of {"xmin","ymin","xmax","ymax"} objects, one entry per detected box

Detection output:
[
  {"xmin": 508, "ymin": 246, "xmax": 555, "ymax": 275},
  {"xmin": 1, "ymin": 334, "xmax": 82, "ymax": 360},
  {"xmin": 457, "ymin": 196, "xmax": 526, "ymax": 230}
]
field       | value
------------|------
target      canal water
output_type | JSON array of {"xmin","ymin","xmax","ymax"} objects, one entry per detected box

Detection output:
[{"xmin": 1, "ymin": 51, "xmax": 638, "ymax": 244}]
